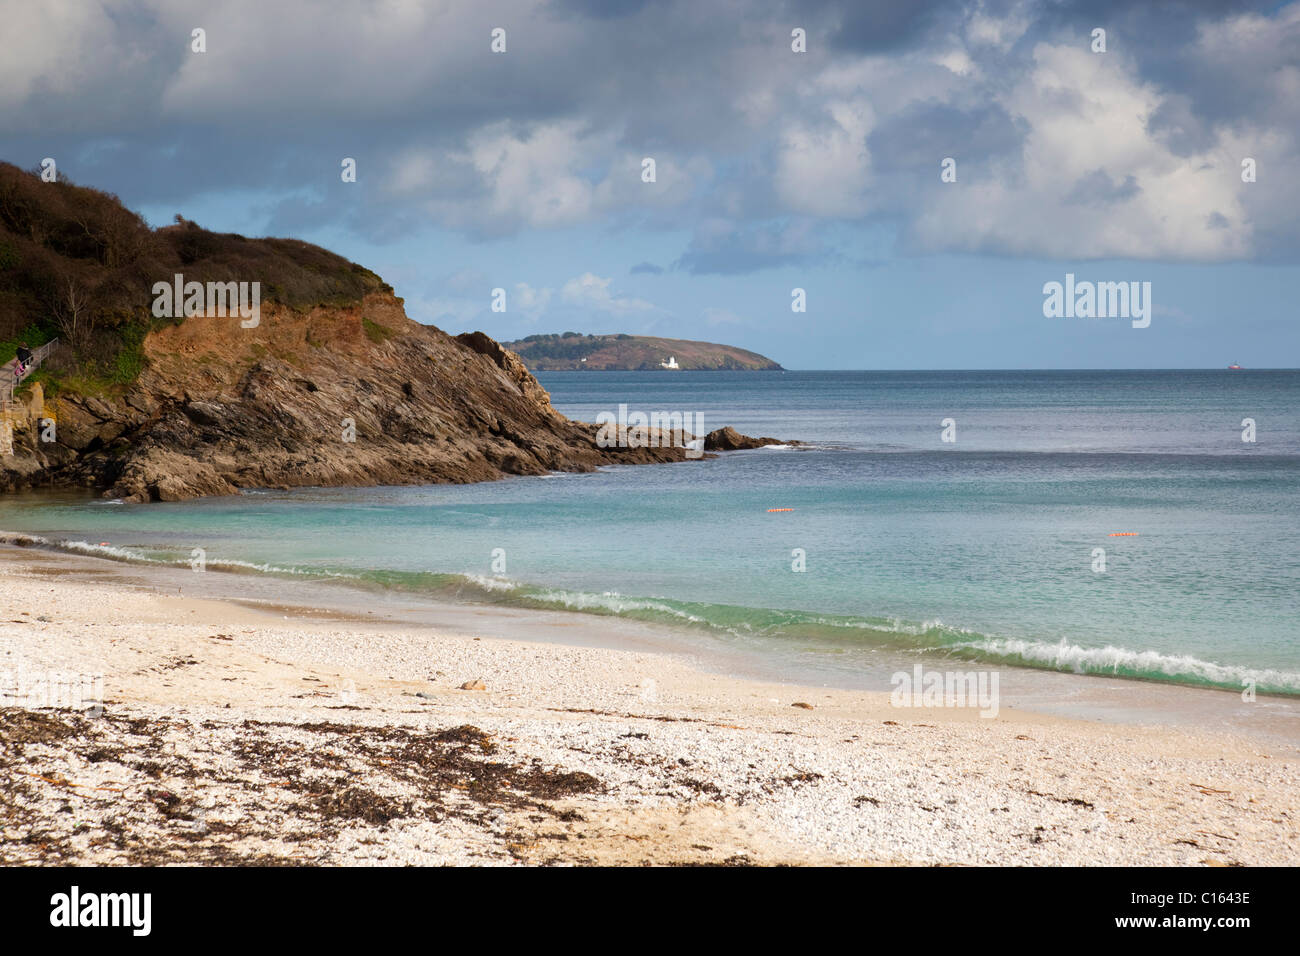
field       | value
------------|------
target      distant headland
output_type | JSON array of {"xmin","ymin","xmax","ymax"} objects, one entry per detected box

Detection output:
[{"xmin": 500, "ymin": 333, "xmax": 783, "ymax": 371}]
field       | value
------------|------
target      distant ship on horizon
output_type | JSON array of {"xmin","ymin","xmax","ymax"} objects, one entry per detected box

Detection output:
[{"xmin": 1228, "ymin": 363, "xmax": 1243, "ymax": 370}]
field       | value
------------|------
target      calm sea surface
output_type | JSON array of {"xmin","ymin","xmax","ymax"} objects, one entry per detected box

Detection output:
[{"xmin": 3, "ymin": 370, "xmax": 1297, "ymax": 695}]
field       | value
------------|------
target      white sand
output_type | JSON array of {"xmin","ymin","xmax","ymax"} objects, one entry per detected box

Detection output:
[{"xmin": 1, "ymin": 548, "xmax": 1296, "ymax": 866}]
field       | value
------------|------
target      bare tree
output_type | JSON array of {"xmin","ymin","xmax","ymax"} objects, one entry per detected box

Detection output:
[{"xmin": 51, "ymin": 275, "xmax": 94, "ymax": 358}]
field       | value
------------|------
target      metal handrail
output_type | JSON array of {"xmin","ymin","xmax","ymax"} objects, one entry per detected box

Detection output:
[{"xmin": 4, "ymin": 338, "xmax": 59, "ymax": 406}]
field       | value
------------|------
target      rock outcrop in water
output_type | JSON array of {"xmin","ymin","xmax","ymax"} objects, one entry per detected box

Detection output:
[{"xmin": 702, "ymin": 426, "xmax": 788, "ymax": 451}]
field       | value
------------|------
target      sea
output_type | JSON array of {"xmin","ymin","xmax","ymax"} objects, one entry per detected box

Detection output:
[{"xmin": 2, "ymin": 370, "xmax": 1298, "ymax": 703}]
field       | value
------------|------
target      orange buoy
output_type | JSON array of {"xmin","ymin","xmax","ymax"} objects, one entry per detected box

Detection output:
[
  {"xmin": 1108, "ymin": 532, "xmax": 1139, "ymax": 537},
  {"xmin": 767, "ymin": 508, "xmax": 795, "ymax": 513}
]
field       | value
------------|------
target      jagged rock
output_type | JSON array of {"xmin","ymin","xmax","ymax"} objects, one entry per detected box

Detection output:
[
  {"xmin": 124, "ymin": 391, "xmax": 158, "ymax": 415},
  {"xmin": 108, "ymin": 448, "xmax": 239, "ymax": 503},
  {"xmin": 703, "ymin": 426, "xmax": 788, "ymax": 451},
  {"xmin": 96, "ymin": 421, "xmax": 125, "ymax": 444},
  {"xmin": 183, "ymin": 401, "xmax": 228, "ymax": 427},
  {"xmin": 455, "ymin": 331, "xmax": 566, "ymax": 422},
  {"xmin": 49, "ymin": 403, "xmax": 101, "ymax": 452},
  {"xmin": 36, "ymin": 444, "xmax": 76, "ymax": 468},
  {"xmin": 1, "ymin": 454, "xmax": 44, "ymax": 479},
  {"xmin": 82, "ymin": 397, "xmax": 115, "ymax": 421}
]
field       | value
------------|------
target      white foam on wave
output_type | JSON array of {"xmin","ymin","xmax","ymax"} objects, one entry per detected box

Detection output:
[
  {"xmin": 1, "ymin": 532, "xmax": 353, "ymax": 580},
  {"xmin": 204, "ymin": 558, "xmax": 357, "ymax": 579},
  {"xmin": 526, "ymin": 586, "xmax": 711, "ymax": 626},
  {"xmin": 45, "ymin": 537, "xmax": 150, "ymax": 563},
  {"xmin": 962, "ymin": 635, "xmax": 1300, "ymax": 691},
  {"xmin": 459, "ymin": 573, "xmax": 520, "ymax": 592}
]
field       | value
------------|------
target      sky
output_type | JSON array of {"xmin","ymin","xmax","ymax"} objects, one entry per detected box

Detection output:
[{"xmin": 3, "ymin": 0, "xmax": 1298, "ymax": 369}]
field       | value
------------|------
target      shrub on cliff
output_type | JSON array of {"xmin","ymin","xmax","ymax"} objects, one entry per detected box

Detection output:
[{"xmin": 0, "ymin": 161, "xmax": 391, "ymax": 389}]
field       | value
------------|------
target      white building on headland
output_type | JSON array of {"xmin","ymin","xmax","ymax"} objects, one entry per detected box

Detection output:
[{"xmin": 660, "ymin": 356, "xmax": 680, "ymax": 369}]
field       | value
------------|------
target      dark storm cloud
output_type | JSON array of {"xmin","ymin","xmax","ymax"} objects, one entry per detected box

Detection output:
[
  {"xmin": 867, "ymin": 103, "xmax": 1027, "ymax": 174},
  {"xmin": 796, "ymin": 0, "xmax": 966, "ymax": 52}
]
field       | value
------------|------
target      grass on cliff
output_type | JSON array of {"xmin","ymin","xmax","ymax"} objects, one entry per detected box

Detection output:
[
  {"xmin": 6, "ymin": 316, "xmax": 156, "ymax": 400},
  {"xmin": 362, "ymin": 316, "xmax": 395, "ymax": 344},
  {"xmin": 0, "ymin": 160, "xmax": 393, "ymax": 395}
]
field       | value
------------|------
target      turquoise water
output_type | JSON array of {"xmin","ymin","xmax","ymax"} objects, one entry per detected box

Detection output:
[{"xmin": 2, "ymin": 370, "xmax": 1298, "ymax": 694}]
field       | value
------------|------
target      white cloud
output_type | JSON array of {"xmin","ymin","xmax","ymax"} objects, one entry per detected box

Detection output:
[
  {"xmin": 906, "ymin": 43, "xmax": 1253, "ymax": 259},
  {"xmin": 467, "ymin": 121, "xmax": 602, "ymax": 230},
  {"xmin": 965, "ymin": 1, "xmax": 1033, "ymax": 51},
  {"xmin": 774, "ymin": 100, "xmax": 875, "ymax": 218},
  {"xmin": 513, "ymin": 282, "xmax": 552, "ymax": 315},
  {"xmin": 560, "ymin": 273, "xmax": 655, "ymax": 314}
]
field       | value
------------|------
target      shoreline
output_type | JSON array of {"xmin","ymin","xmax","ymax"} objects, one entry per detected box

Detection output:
[
  {"xmin": 2, "ymin": 534, "xmax": 1298, "ymax": 746},
  {"xmin": 2, "ymin": 543, "xmax": 1298, "ymax": 865}
]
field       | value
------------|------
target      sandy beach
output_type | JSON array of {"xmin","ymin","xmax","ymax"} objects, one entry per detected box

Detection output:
[{"xmin": 1, "ymin": 543, "xmax": 1296, "ymax": 867}]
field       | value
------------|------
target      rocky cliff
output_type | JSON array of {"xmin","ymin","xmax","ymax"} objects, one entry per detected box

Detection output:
[
  {"xmin": 1, "ymin": 295, "xmax": 733, "ymax": 502},
  {"xmin": 0, "ymin": 161, "xmax": 785, "ymax": 502}
]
